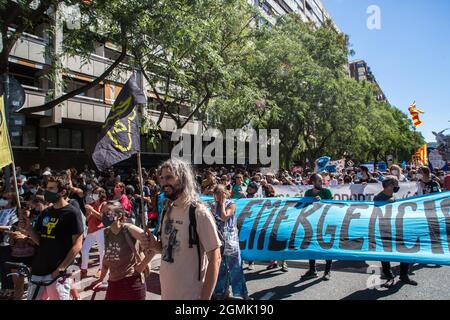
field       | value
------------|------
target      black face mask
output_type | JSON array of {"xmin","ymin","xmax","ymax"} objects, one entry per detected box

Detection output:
[
  {"xmin": 393, "ymin": 186, "xmax": 400, "ymax": 193},
  {"xmin": 44, "ymin": 190, "xmax": 60, "ymax": 204},
  {"xmin": 102, "ymin": 214, "xmax": 115, "ymax": 228}
]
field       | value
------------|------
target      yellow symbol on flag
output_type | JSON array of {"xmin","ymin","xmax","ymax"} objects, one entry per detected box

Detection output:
[
  {"xmin": 106, "ymin": 109, "xmax": 137, "ymax": 152},
  {"xmin": 103, "ymin": 96, "xmax": 133, "ymax": 130},
  {"xmin": 0, "ymin": 95, "xmax": 13, "ymax": 169},
  {"xmin": 408, "ymin": 102, "xmax": 425, "ymax": 127}
]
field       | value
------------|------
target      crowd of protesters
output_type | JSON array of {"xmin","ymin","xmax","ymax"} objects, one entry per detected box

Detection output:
[{"xmin": 0, "ymin": 160, "xmax": 448, "ymax": 300}]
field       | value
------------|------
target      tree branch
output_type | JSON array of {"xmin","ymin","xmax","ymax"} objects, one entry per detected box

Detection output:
[
  {"xmin": 179, "ymin": 80, "xmax": 210, "ymax": 129},
  {"xmin": 137, "ymin": 56, "xmax": 181, "ymax": 127},
  {"xmin": 20, "ymin": 39, "xmax": 128, "ymax": 114}
]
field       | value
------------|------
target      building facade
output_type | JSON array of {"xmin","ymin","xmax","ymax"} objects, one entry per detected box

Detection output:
[
  {"xmin": 7, "ymin": 1, "xmax": 338, "ymax": 172},
  {"xmin": 252, "ymin": 0, "xmax": 336, "ymax": 28},
  {"xmin": 349, "ymin": 59, "xmax": 387, "ymax": 102}
]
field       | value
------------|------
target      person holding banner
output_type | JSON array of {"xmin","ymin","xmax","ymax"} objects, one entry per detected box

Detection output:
[
  {"xmin": 374, "ymin": 176, "xmax": 418, "ymax": 286},
  {"xmin": 212, "ymin": 185, "xmax": 251, "ymax": 300},
  {"xmin": 417, "ymin": 167, "xmax": 441, "ymax": 195},
  {"xmin": 355, "ymin": 166, "xmax": 378, "ymax": 184},
  {"xmin": 389, "ymin": 165, "xmax": 408, "ymax": 182},
  {"xmin": 301, "ymin": 174, "xmax": 333, "ymax": 281},
  {"xmin": 231, "ymin": 174, "xmax": 246, "ymax": 200}
]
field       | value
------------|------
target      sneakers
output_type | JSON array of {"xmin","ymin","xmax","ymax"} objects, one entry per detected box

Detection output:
[
  {"xmin": 381, "ymin": 272, "xmax": 395, "ymax": 280},
  {"xmin": 266, "ymin": 262, "xmax": 278, "ymax": 270},
  {"xmin": 247, "ymin": 262, "xmax": 255, "ymax": 270},
  {"xmin": 322, "ymin": 272, "xmax": 331, "ymax": 281},
  {"xmin": 400, "ymin": 276, "xmax": 418, "ymax": 286},
  {"xmin": 281, "ymin": 261, "xmax": 289, "ymax": 272},
  {"xmin": 301, "ymin": 269, "xmax": 318, "ymax": 280}
]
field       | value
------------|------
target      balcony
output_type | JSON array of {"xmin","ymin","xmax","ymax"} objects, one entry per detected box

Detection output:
[
  {"xmin": 10, "ymin": 30, "xmax": 133, "ymax": 85},
  {"xmin": 9, "ymin": 31, "xmax": 49, "ymax": 65}
]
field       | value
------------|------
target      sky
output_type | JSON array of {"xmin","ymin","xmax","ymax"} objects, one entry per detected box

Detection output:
[{"xmin": 322, "ymin": 0, "xmax": 450, "ymax": 143}]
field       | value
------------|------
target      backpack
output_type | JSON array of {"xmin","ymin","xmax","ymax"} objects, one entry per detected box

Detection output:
[{"xmin": 157, "ymin": 199, "xmax": 220, "ymax": 282}]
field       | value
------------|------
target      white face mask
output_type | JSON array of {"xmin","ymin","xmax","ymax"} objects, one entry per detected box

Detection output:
[
  {"xmin": 0, "ymin": 199, "xmax": 9, "ymax": 207},
  {"xmin": 416, "ymin": 174, "xmax": 423, "ymax": 180},
  {"xmin": 30, "ymin": 188, "xmax": 38, "ymax": 195},
  {"xmin": 392, "ymin": 170, "xmax": 399, "ymax": 176},
  {"xmin": 92, "ymin": 194, "xmax": 100, "ymax": 202}
]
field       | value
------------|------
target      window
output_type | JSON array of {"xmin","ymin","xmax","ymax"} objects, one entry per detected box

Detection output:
[
  {"xmin": 23, "ymin": 126, "xmax": 37, "ymax": 147},
  {"xmin": 46, "ymin": 127, "xmax": 84, "ymax": 150},
  {"xmin": 58, "ymin": 128, "xmax": 71, "ymax": 148},
  {"xmin": 72, "ymin": 130, "xmax": 82, "ymax": 149},
  {"xmin": 47, "ymin": 127, "xmax": 57, "ymax": 148},
  {"xmin": 11, "ymin": 125, "xmax": 37, "ymax": 148},
  {"xmin": 65, "ymin": 77, "xmax": 104, "ymax": 100}
]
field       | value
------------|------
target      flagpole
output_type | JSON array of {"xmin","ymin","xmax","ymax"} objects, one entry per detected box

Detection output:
[
  {"xmin": 2, "ymin": 77, "xmax": 21, "ymax": 209},
  {"xmin": 136, "ymin": 149, "xmax": 148, "ymax": 232},
  {"xmin": 136, "ymin": 104, "xmax": 148, "ymax": 233}
]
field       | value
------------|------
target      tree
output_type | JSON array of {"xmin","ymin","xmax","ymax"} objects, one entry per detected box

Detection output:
[
  {"xmin": 1, "ymin": 0, "xmax": 160, "ymax": 113},
  {"xmin": 132, "ymin": 0, "xmax": 258, "ymax": 129},
  {"xmin": 208, "ymin": 13, "xmax": 424, "ymax": 168}
]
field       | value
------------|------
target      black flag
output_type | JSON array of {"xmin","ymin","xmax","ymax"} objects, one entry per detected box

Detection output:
[{"xmin": 92, "ymin": 74, "xmax": 146, "ymax": 172}]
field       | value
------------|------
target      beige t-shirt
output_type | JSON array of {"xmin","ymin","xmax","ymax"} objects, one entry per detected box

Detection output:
[{"xmin": 159, "ymin": 199, "xmax": 221, "ymax": 300}]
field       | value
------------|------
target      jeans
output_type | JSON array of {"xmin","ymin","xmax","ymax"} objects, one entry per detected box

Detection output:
[{"xmin": 214, "ymin": 254, "xmax": 248, "ymax": 298}]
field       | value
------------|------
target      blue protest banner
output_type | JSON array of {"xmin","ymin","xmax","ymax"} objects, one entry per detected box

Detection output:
[{"xmin": 202, "ymin": 192, "xmax": 450, "ymax": 265}]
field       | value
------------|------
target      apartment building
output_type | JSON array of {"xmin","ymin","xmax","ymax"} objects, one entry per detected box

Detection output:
[
  {"xmin": 349, "ymin": 59, "xmax": 387, "ymax": 102},
  {"xmin": 252, "ymin": 0, "xmax": 337, "ymax": 29},
  {"xmin": 6, "ymin": 1, "xmax": 338, "ymax": 171}
]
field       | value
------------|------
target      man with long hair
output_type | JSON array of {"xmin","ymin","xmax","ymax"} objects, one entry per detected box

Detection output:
[{"xmin": 142, "ymin": 159, "xmax": 222, "ymax": 300}]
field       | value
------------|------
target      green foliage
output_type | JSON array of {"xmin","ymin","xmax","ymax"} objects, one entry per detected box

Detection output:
[
  {"xmin": 209, "ymin": 13, "xmax": 424, "ymax": 167},
  {"xmin": 1, "ymin": 1, "xmax": 424, "ymax": 165}
]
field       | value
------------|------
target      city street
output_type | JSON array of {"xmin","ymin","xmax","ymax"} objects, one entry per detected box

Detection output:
[
  {"xmin": 1, "ymin": 0, "xmax": 449, "ymax": 306},
  {"xmin": 78, "ymin": 250, "xmax": 450, "ymax": 300}
]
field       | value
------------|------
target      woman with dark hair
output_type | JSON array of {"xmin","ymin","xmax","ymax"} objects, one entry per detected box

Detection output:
[
  {"xmin": 355, "ymin": 166, "xmax": 378, "ymax": 184},
  {"xmin": 89, "ymin": 201, "xmax": 154, "ymax": 300},
  {"xmin": 81, "ymin": 187, "xmax": 107, "ymax": 279},
  {"xmin": 112, "ymin": 182, "xmax": 132, "ymax": 215}
]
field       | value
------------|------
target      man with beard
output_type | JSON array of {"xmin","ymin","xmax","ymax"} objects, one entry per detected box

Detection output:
[{"xmin": 141, "ymin": 159, "xmax": 222, "ymax": 300}]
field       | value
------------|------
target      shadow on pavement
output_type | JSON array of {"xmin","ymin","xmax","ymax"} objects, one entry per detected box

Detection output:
[
  {"xmin": 341, "ymin": 281, "xmax": 406, "ymax": 300},
  {"xmin": 245, "ymin": 268, "xmax": 289, "ymax": 282},
  {"xmin": 251, "ymin": 277, "xmax": 325, "ymax": 300}
]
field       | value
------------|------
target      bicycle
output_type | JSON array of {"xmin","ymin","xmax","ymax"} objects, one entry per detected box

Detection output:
[{"xmin": 5, "ymin": 261, "xmax": 71, "ymax": 300}]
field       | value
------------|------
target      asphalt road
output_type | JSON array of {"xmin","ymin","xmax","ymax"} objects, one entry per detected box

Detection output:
[
  {"xmin": 77, "ymin": 249, "xmax": 450, "ymax": 300},
  {"xmin": 244, "ymin": 260, "xmax": 450, "ymax": 300}
]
